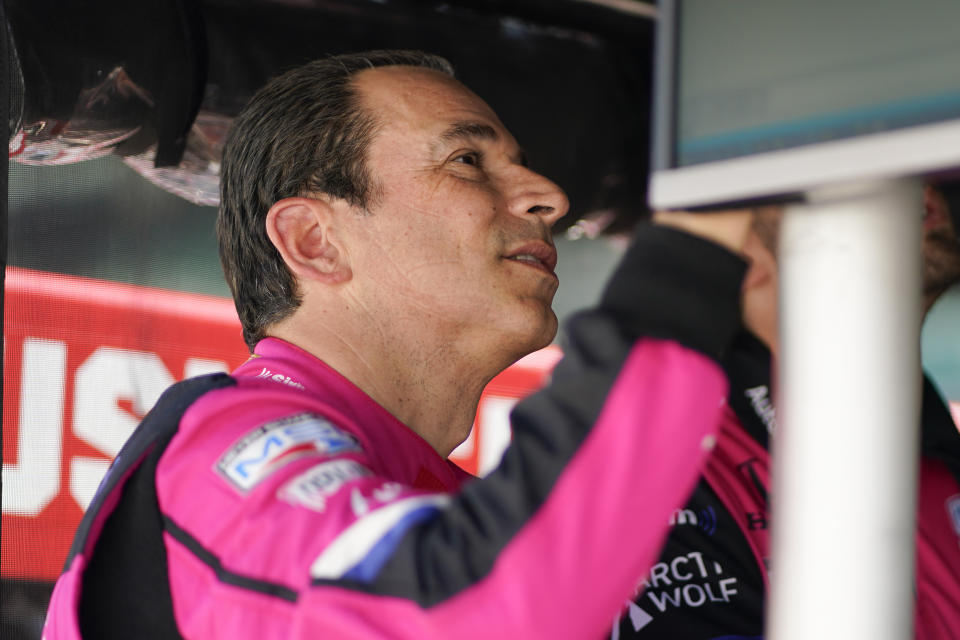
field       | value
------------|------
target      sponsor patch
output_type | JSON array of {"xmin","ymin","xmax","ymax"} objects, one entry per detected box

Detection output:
[
  {"xmin": 947, "ymin": 494, "xmax": 960, "ymax": 537},
  {"xmin": 216, "ymin": 413, "xmax": 360, "ymax": 491},
  {"xmin": 279, "ymin": 459, "xmax": 371, "ymax": 512},
  {"xmin": 637, "ymin": 552, "xmax": 740, "ymax": 616}
]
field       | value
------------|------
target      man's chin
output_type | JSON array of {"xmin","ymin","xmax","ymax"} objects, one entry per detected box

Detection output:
[
  {"xmin": 501, "ymin": 310, "xmax": 558, "ymax": 362},
  {"xmin": 527, "ymin": 311, "xmax": 559, "ymax": 353}
]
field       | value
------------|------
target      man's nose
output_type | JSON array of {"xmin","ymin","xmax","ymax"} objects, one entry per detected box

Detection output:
[{"xmin": 506, "ymin": 168, "xmax": 570, "ymax": 228}]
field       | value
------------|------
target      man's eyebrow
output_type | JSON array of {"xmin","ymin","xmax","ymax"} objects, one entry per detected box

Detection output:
[
  {"xmin": 435, "ymin": 120, "xmax": 529, "ymax": 166},
  {"xmin": 439, "ymin": 121, "xmax": 499, "ymax": 144}
]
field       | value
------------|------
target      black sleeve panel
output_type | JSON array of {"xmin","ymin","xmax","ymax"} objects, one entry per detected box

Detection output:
[{"xmin": 600, "ymin": 223, "xmax": 747, "ymax": 362}]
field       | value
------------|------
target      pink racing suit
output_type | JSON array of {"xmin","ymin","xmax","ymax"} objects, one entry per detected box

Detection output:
[{"xmin": 43, "ymin": 225, "xmax": 748, "ymax": 639}]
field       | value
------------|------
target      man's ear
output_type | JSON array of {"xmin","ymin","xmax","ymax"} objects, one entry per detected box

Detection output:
[
  {"xmin": 740, "ymin": 228, "xmax": 780, "ymax": 354},
  {"xmin": 741, "ymin": 231, "xmax": 774, "ymax": 293},
  {"xmin": 265, "ymin": 197, "xmax": 352, "ymax": 284}
]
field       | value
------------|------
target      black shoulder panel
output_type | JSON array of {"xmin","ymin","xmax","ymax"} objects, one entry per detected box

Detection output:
[{"xmin": 69, "ymin": 373, "xmax": 235, "ymax": 640}]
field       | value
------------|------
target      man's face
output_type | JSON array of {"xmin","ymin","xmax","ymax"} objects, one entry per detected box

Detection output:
[
  {"xmin": 922, "ymin": 186, "xmax": 960, "ymax": 307},
  {"xmin": 340, "ymin": 66, "xmax": 569, "ymax": 362}
]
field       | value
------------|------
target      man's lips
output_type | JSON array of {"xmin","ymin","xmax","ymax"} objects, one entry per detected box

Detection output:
[{"xmin": 504, "ymin": 242, "xmax": 558, "ymax": 276}]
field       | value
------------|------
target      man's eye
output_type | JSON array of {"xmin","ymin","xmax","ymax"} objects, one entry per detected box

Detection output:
[{"xmin": 452, "ymin": 151, "xmax": 481, "ymax": 167}]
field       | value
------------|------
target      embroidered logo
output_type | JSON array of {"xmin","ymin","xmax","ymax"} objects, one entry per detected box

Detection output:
[
  {"xmin": 255, "ymin": 367, "xmax": 305, "ymax": 390},
  {"xmin": 278, "ymin": 459, "xmax": 371, "ymax": 512},
  {"xmin": 743, "ymin": 385, "xmax": 776, "ymax": 434},
  {"xmin": 613, "ymin": 553, "xmax": 741, "ymax": 637},
  {"xmin": 668, "ymin": 506, "xmax": 718, "ymax": 536},
  {"xmin": 216, "ymin": 413, "xmax": 360, "ymax": 491}
]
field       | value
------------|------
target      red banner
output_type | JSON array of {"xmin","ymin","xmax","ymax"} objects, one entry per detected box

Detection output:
[{"xmin": 1, "ymin": 268, "xmax": 559, "ymax": 580}]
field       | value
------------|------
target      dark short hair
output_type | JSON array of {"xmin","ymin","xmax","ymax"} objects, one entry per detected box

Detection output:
[{"xmin": 218, "ymin": 50, "xmax": 455, "ymax": 350}]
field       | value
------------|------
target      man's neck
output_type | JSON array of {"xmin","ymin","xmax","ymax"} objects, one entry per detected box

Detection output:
[{"xmin": 267, "ymin": 306, "xmax": 514, "ymax": 458}]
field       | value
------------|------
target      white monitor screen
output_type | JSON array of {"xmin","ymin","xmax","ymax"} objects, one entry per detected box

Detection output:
[
  {"xmin": 651, "ymin": 0, "xmax": 960, "ymax": 209},
  {"xmin": 678, "ymin": 0, "xmax": 960, "ymax": 167}
]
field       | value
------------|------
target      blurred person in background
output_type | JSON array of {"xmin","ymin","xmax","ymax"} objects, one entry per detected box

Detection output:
[{"xmin": 612, "ymin": 185, "xmax": 960, "ymax": 640}]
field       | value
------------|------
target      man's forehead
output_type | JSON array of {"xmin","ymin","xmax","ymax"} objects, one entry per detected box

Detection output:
[
  {"xmin": 354, "ymin": 65, "xmax": 469, "ymax": 103},
  {"xmin": 354, "ymin": 66, "xmax": 506, "ymax": 138}
]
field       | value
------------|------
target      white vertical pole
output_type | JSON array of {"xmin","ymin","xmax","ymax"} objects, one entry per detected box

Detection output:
[{"xmin": 768, "ymin": 178, "xmax": 923, "ymax": 640}]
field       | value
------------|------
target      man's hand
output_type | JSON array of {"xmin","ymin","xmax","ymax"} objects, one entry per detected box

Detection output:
[{"xmin": 652, "ymin": 209, "xmax": 754, "ymax": 254}]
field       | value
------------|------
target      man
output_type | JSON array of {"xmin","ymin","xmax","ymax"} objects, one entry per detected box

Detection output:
[
  {"xmin": 42, "ymin": 51, "xmax": 755, "ymax": 638},
  {"xmin": 612, "ymin": 188, "xmax": 960, "ymax": 639}
]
